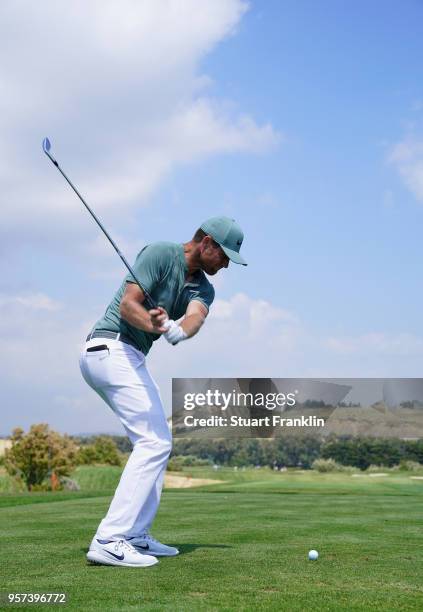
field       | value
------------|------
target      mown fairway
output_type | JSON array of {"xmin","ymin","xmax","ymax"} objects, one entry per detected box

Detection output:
[{"xmin": 1, "ymin": 467, "xmax": 423, "ymax": 611}]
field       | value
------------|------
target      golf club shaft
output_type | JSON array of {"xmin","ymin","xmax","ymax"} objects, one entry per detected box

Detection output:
[{"xmin": 43, "ymin": 140, "xmax": 158, "ymax": 311}]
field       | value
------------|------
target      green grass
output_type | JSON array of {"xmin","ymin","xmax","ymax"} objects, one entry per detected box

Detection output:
[
  {"xmin": 72, "ymin": 465, "xmax": 124, "ymax": 491},
  {"xmin": 1, "ymin": 467, "xmax": 423, "ymax": 611}
]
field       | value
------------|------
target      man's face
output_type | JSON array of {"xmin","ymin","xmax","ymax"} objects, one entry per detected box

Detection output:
[{"xmin": 200, "ymin": 236, "xmax": 229, "ymax": 275}]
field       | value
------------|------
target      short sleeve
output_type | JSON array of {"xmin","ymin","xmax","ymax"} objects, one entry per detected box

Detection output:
[
  {"xmin": 124, "ymin": 243, "xmax": 172, "ymax": 294},
  {"xmin": 188, "ymin": 282, "xmax": 215, "ymax": 312}
]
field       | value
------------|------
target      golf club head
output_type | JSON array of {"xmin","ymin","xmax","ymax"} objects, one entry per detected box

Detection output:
[
  {"xmin": 42, "ymin": 137, "xmax": 58, "ymax": 166},
  {"xmin": 42, "ymin": 137, "xmax": 51, "ymax": 153}
]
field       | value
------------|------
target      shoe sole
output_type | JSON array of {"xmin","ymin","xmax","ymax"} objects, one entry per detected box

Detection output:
[
  {"xmin": 87, "ymin": 550, "xmax": 158, "ymax": 567},
  {"xmin": 134, "ymin": 548, "xmax": 179, "ymax": 557}
]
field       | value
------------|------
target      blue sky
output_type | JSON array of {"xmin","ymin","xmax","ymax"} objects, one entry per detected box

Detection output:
[{"xmin": 1, "ymin": 0, "xmax": 423, "ymax": 435}]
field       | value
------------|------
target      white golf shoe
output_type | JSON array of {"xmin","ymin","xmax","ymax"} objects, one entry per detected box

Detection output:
[
  {"xmin": 127, "ymin": 532, "xmax": 179, "ymax": 557},
  {"xmin": 86, "ymin": 538, "xmax": 158, "ymax": 567}
]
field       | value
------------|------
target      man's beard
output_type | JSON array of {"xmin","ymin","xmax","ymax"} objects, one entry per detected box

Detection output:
[{"xmin": 203, "ymin": 264, "xmax": 219, "ymax": 275}]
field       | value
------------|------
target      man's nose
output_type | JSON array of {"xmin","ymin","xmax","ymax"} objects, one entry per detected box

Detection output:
[{"xmin": 223, "ymin": 256, "xmax": 229, "ymax": 268}]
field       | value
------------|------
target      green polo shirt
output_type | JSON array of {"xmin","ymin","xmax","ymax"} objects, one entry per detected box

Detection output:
[{"xmin": 91, "ymin": 241, "xmax": 215, "ymax": 355}]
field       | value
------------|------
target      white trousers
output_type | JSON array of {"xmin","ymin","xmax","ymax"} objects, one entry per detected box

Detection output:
[{"xmin": 79, "ymin": 338, "xmax": 172, "ymax": 541}]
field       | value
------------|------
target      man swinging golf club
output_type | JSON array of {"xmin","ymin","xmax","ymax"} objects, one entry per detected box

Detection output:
[{"xmin": 79, "ymin": 216, "xmax": 247, "ymax": 567}]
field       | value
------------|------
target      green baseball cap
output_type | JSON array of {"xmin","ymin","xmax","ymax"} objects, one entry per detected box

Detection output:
[{"xmin": 200, "ymin": 216, "xmax": 247, "ymax": 266}]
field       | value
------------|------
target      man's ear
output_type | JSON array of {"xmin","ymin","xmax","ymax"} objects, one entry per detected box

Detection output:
[{"xmin": 201, "ymin": 235, "xmax": 212, "ymax": 251}]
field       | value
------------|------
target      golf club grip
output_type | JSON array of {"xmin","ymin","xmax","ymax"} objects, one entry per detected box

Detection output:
[{"xmin": 141, "ymin": 292, "xmax": 157, "ymax": 311}]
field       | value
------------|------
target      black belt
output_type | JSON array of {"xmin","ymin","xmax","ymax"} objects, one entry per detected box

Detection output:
[{"xmin": 86, "ymin": 330, "xmax": 141, "ymax": 351}]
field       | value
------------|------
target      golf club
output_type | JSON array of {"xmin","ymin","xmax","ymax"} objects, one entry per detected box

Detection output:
[{"xmin": 42, "ymin": 137, "xmax": 158, "ymax": 311}]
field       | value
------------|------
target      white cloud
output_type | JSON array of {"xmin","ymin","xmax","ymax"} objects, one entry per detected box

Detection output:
[
  {"xmin": 0, "ymin": 290, "xmax": 117, "ymax": 434},
  {"xmin": 388, "ymin": 137, "xmax": 423, "ymax": 201},
  {"xmin": 325, "ymin": 332, "xmax": 423, "ymax": 356},
  {"xmin": 0, "ymin": 292, "xmax": 62, "ymax": 311},
  {"xmin": 0, "ymin": 0, "xmax": 286, "ymax": 435},
  {"xmin": 2, "ymin": 289, "xmax": 423, "ymax": 433},
  {"xmin": 0, "ymin": 1, "xmax": 247, "ymax": 117},
  {"xmin": 83, "ymin": 99, "xmax": 279, "ymax": 210},
  {"xmin": 1, "ymin": 0, "xmax": 279, "ymax": 245},
  {"xmin": 150, "ymin": 293, "xmax": 423, "ymax": 412}
]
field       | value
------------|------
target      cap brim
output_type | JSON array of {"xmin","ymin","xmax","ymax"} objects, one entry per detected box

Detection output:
[{"xmin": 221, "ymin": 245, "xmax": 247, "ymax": 266}]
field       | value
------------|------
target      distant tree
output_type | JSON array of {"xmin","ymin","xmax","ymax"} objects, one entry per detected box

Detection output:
[
  {"xmin": 4, "ymin": 424, "xmax": 78, "ymax": 490},
  {"xmin": 76, "ymin": 436, "xmax": 122, "ymax": 466},
  {"xmin": 321, "ymin": 436, "xmax": 409, "ymax": 470},
  {"xmin": 171, "ymin": 436, "xmax": 322, "ymax": 468},
  {"xmin": 303, "ymin": 400, "xmax": 327, "ymax": 408},
  {"xmin": 171, "ymin": 436, "xmax": 423, "ymax": 469},
  {"xmin": 268, "ymin": 436, "xmax": 321, "ymax": 469},
  {"xmin": 404, "ymin": 439, "xmax": 423, "ymax": 463},
  {"xmin": 72, "ymin": 435, "xmax": 132, "ymax": 454},
  {"xmin": 109, "ymin": 436, "xmax": 132, "ymax": 453}
]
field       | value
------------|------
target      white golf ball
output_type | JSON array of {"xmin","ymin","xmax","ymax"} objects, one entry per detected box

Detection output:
[{"xmin": 308, "ymin": 549, "xmax": 319, "ymax": 560}]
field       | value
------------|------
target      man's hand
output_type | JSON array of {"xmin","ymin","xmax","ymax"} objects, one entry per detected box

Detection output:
[
  {"xmin": 162, "ymin": 300, "xmax": 208, "ymax": 346},
  {"xmin": 149, "ymin": 307, "xmax": 170, "ymax": 334},
  {"xmin": 163, "ymin": 320, "xmax": 188, "ymax": 345}
]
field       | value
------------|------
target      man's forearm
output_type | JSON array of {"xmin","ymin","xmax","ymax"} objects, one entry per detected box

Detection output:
[
  {"xmin": 121, "ymin": 299, "xmax": 206, "ymax": 339},
  {"xmin": 120, "ymin": 300, "xmax": 156, "ymax": 333},
  {"xmin": 180, "ymin": 313, "xmax": 206, "ymax": 338}
]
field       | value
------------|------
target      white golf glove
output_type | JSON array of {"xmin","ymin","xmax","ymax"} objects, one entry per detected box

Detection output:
[{"xmin": 163, "ymin": 319, "xmax": 188, "ymax": 345}]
